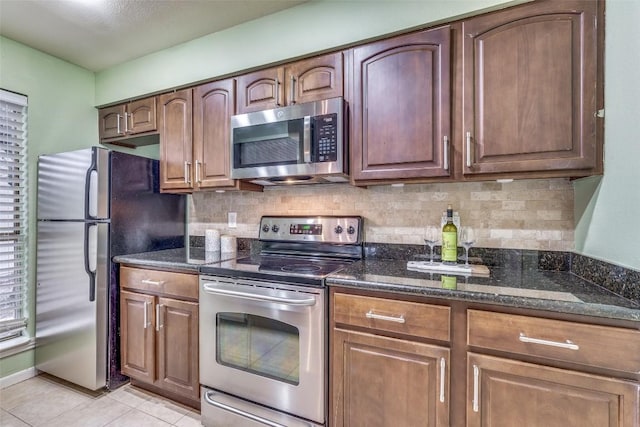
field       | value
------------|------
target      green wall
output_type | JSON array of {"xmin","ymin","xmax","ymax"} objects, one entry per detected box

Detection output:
[
  {"xmin": 573, "ymin": 0, "xmax": 640, "ymax": 271},
  {"xmin": 0, "ymin": 36, "xmax": 97, "ymax": 377}
]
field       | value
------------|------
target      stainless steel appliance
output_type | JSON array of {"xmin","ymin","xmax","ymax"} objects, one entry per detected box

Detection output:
[
  {"xmin": 35, "ymin": 147, "xmax": 185, "ymax": 391},
  {"xmin": 199, "ymin": 215, "xmax": 363, "ymax": 427},
  {"xmin": 230, "ymin": 97, "xmax": 348, "ymax": 185}
]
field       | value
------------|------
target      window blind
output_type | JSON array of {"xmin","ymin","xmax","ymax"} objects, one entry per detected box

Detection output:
[{"xmin": 0, "ymin": 89, "xmax": 28, "ymax": 341}]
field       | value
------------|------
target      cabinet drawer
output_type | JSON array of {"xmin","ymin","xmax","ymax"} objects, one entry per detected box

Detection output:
[
  {"xmin": 120, "ymin": 266, "xmax": 198, "ymax": 300},
  {"xmin": 333, "ymin": 293, "xmax": 450, "ymax": 342},
  {"xmin": 467, "ymin": 310, "xmax": 640, "ymax": 374}
]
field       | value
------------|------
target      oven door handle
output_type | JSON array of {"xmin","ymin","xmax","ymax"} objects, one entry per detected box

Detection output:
[
  {"xmin": 204, "ymin": 390, "xmax": 287, "ymax": 427},
  {"xmin": 202, "ymin": 282, "xmax": 317, "ymax": 306}
]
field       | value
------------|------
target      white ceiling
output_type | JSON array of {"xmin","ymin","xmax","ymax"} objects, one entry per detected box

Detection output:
[{"xmin": 0, "ymin": 0, "xmax": 307, "ymax": 72}]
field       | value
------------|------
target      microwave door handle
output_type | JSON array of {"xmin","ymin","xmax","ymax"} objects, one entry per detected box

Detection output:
[{"xmin": 303, "ymin": 115, "xmax": 312, "ymax": 163}]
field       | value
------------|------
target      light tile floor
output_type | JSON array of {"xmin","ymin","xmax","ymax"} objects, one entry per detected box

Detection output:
[{"xmin": 0, "ymin": 374, "xmax": 201, "ymax": 427}]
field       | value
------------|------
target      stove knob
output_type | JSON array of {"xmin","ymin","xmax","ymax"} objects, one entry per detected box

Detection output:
[
  {"xmin": 272, "ymin": 224, "xmax": 280, "ymax": 233},
  {"xmin": 347, "ymin": 225, "xmax": 356, "ymax": 235},
  {"xmin": 262, "ymin": 224, "xmax": 270, "ymax": 233},
  {"xmin": 334, "ymin": 225, "xmax": 343, "ymax": 234}
]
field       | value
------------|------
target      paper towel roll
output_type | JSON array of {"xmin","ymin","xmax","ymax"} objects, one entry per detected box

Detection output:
[
  {"xmin": 205, "ymin": 229, "xmax": 220, "ymax": 252},
  {"xmin": 220, "ymin": 235, "xmax": 237, "ymax": 254}
]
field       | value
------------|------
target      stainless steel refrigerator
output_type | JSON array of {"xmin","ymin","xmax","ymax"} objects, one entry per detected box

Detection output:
[{"xmin": 35, "ymin": 147, "xmax": 185, "ymax": 391}]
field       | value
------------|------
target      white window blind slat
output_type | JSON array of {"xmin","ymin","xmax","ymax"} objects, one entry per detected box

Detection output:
[{"xmin": 0, "ymin": 88, "xmax": 28, "ymax": 342}]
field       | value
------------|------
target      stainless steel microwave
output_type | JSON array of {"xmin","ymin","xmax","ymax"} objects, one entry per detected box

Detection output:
[{"xmin": 230, "ymin": 97, "xmax": 348, "ymax": 185}]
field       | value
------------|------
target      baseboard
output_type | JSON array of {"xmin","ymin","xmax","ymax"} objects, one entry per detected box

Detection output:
[{"xmin": 0, "ymin": 366, "xmax": 38, "ymax": 389}]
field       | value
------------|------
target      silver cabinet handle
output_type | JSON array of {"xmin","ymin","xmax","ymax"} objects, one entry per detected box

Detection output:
[
  {"xmin": 518, "ymin": 333, "xmax": 579, "ymax": 350},
  {"xmin": 472, "ymin": 364, "xmax": 479, "ymax": 412},
  {"xmin": 141, "ymin": 279, "xmax": 164, "ymax": 286},
  {"xmin": 184, "ymin": 161, "xmax": 192, "ymax": 184},
  {"xmin": 156, "ymin": 304, "xmax": 163, "ymax": 332},
  {"xmin": 116, "ymin": 114, "xmax": 122, "ymax": 135},
  {"xmin": 143, "ymin": 301, "xmax": 149, "ymax": 329},
  {"xmin": 290, "ymin": 75, "xmax": 296, "ymax": 104},
  {"xmin": 439, "ymin": 357, "xmax": 446, "ymax": 403},
  {"xmin": 204, "ymin": 390, "xmax": 286, "ymax": 427},
  {"xmin": 365, "ymin": 310, "xmax": 405, "ymax": 324},
  {"xmin": 274, "ymin": 79, "xmax": 281, "ymax": 106},
  {"xmin": 124, "ymin": 112, "xmax": 129, "ymax": 133},
  {"xmin": 195, "ymin": 160, "xmax": 202, "ymax": 184},
  {"xmin": 465, "ymin": 131, "xmax": 472, "ymax": 167},
  {"xmin": 302, "ymin": 116, "xmax": 311, "ymax": 163},
  {"xmin": 443, "ymin": 135, "xmax": 449, "ymax": 171},
  {"xmin": 202, "ymin": 282, "xmax": 316, "ymax": 307}
]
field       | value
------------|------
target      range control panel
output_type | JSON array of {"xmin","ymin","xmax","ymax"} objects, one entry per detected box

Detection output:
[{"xmin": 259, "ymin": 216, "xmax": 363, "ymax": 244}]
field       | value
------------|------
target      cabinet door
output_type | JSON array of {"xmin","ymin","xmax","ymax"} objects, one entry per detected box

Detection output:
[
  {"xmin": 332, "ymin": 328, "xmax": 449, "ymax": 427},
  {"xmin": 127, "ymin": 97, "xmax": 157, "ymax": 135},
  {"xmin": 467, "ymin": 353, "xmax": 640, "ymax": 427},
  {"xmin": 193, "ymin": 79, "xmax": 236, "ymax": 189},
  {"xmin": 285, "ymin": 52, "xmax": 343, "ymax": 105},
  {"xmin": 98, "ymin": 104, "xmax": 126, "ymax": 140},
  {"xmin": 120, "ymin": 291, "xmax": 156, "ymax": 383},
  {"xmin": 159, "ymin": 89, "xmax": 193, "ymax": 191},
  {"xmin": 156, "ymin": 297, "xmax": 199, "ymax": 401},
  {"xmin": 236, "ymin": 67, "xmax": 285, "ymax": 114},
  {"xmin": 350, "ymin": 27, "xmax": 452, "ymax": 183},
  {"xmin": 462, "ymin": 0, "xmax": 599, "ymax": 176}
]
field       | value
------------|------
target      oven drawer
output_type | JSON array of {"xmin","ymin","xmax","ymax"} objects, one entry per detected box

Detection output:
[
  {"xmin": 333, "ymin": 293, "xmax": 450, "ymax": 342},
  {"xmin": 467, "ymin": 310, "xmax": 640, "ymax": 374},
  {"xmin": 120, "ymin": 266, "xmax": 198, "ymax": 300}
]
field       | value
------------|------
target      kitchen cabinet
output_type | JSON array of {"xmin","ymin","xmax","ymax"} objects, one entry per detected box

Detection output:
[
  {"xmin": 236, "ymin": 52, "xmax": 343, "ymax": 114},
  {"xmin": 331, "ymin": 291, "xmax": 450, "ymax": 427},
  {"xmin": 159, "ymin": 84, "xmax": 261, "ymax": 193},
  {"xmin": 158, "ymin": 89, "xmax": 193, "ymax": 191},
  {"xmin": 120, "ymin": 266, "xmax": 200, "ymax": 405},
  {"xmin": 99, "ymin": 97, "xmax": 157, "ymax": 142},
  {"xmin": 461, "ymin": 0, "xmax": 602, "ymax": 178},
  {"xmin": 466, "ymin": 310, "xmax": 640, "ymax": 427},
  {"xmin": 349, "ymin": 26, "xmax": 452, "ymax": 184}
]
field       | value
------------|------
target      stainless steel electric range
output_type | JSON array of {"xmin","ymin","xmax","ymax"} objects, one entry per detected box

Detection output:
[{"xmin": 199, "ymin": 215, "xmax": 363, "ymax": 427}]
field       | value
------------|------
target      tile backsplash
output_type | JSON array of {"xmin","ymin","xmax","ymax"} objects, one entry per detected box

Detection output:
[{"xmin": 189, "ymin": 178, "xmax": 574, "ymax": 251}]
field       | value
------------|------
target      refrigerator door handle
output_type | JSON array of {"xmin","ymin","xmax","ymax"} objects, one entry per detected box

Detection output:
[
  {"xmin": 84, "ymin": 148, "xmax": 98, "ymax": 220},
  {"xmin": 84, "ymin": 223, "xmax": 98, "ymax": 301}
]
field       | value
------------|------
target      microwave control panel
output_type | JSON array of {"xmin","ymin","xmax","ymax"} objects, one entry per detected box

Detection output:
[{"xmin": 313, "ymin": 113, "xmax": 338, "ymax": 162}]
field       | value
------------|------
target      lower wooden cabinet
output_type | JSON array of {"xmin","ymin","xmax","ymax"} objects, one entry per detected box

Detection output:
[
  {"xmin": 331, "ymin": 290, "xmax": 450, "ymax": 427},
  {"xmin": 467, "ymin": 353, "xmax": 640, "ymax": 427},
  {"xmin": 120, "ymin": 267, "xmax": 199, "ymax": 404},
  {"xmin": 332, "ymin": 328, "xmax": 450, "ymax": 427}
]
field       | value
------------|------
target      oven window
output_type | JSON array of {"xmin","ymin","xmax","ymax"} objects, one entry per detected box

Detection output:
[{"xmin": 216, "ymin": 312, "xmax": 300, "ymax": 385}]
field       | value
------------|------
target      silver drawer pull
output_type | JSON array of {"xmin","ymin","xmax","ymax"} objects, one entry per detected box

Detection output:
[
  {"xmin": 518, "ymin": 333, "xmax": 579, "ymax": 350},
  {"xmin": 365, "ymin": 310, "xmax": 405, "ymax": 324},
  {"xmin": 141, "ymin": 279, "xmax": 164, "ymax": 286}
]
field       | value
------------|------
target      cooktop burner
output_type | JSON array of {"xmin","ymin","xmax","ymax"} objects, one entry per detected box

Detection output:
[{"xmin": 199, "ymin": 215, "xmax": 363, "ymax": 286}]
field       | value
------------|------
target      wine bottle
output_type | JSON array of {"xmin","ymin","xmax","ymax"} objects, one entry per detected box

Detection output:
[{"xmin": 441, "ymin": 204, "xmax": 458, "ymax": 264}]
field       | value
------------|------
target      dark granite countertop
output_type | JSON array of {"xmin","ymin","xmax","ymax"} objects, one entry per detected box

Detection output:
[
  {"xmin": 113, "ymin": 244, "xmax": 640, "ymax": 323},
  {"xmin": 326, "ymin": 258, "xmax": 640, "ymax": 323},
  {"xmin": 113, "ymin": 247, "xmax": 250, "ymax": 273}
]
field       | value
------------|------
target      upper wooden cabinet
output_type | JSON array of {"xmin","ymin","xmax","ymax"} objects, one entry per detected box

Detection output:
[
  {"xmin": 193, "ymin": 79, "xmax": 237, "ymax": 189},
  {"xmin": 349, "ymin": 27, "xmax": 452, "ymax": 184},
  {"xmin": 236, "ymin": 52, "xmax": 343, "ymax": 114},
  {"xmin": 159, "ymin": 89, "xmax": 193, "ymax": 191},
  {"xmin": 461, "ymin": 0, "xmax": 601, "ymax": 178},
  {"xmin": 159, "ymin": 83, "xmax": 261, "ymax": 193},
  {"xmin": 99, "ymin": 97, "xmax": 157, "ymax": 142}
]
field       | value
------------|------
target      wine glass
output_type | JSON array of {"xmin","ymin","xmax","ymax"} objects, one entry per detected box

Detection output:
[
  {"xmin": 459, "ymin": 226, "xmax": 476, "ymax": 266},
  {"xmin": 424, "ymin": 226, "xmax": 439, "ymax": 264}
]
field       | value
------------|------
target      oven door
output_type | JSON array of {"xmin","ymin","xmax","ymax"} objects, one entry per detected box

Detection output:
[{"xmin": 199, "ymin": 276, "xmax": 326, "ymax": 424}]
